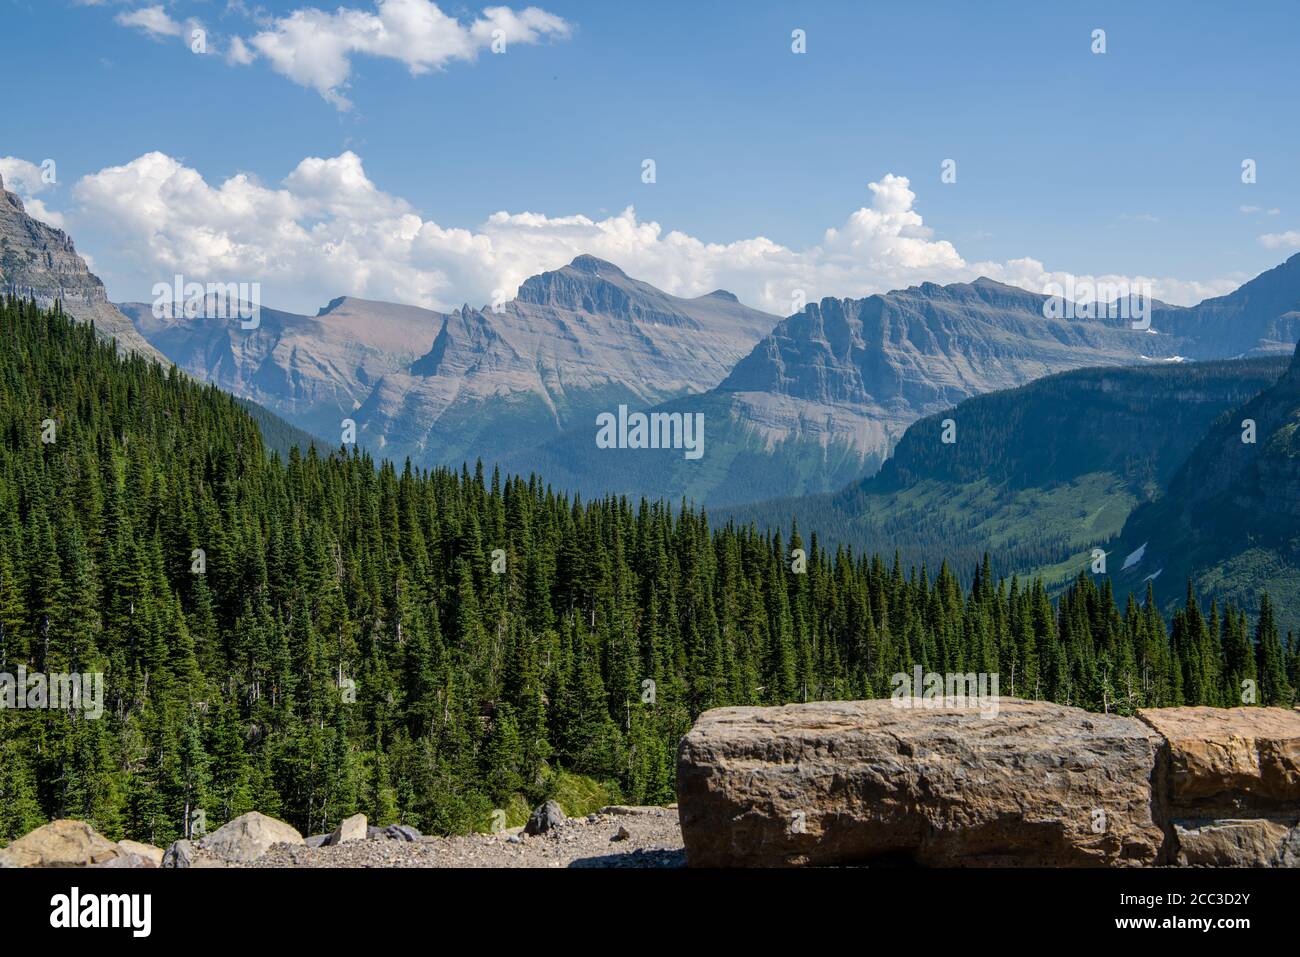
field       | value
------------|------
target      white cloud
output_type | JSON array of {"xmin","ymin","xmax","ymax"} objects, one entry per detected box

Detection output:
[
  {"xmin": 115, "ymin": 5, "xmax": 183, "ymax": 38},
  {"xmin": 13, "ymin": 150, "xmax": 1241, "ymax": 315},
  {"xmin": 227, "ymin": 36, "xmax": 256, "ymax": 66},
  {"xmin": 232, "ymin": 0, "xmax": 572, "ymax": 109},
  {"xmin": 1260, "ymin": 231, "xmax": 1300, "ymax": 250},
  {"xmin": 0, "ymin": 157, "xmax": 65, "ymax": 228}
]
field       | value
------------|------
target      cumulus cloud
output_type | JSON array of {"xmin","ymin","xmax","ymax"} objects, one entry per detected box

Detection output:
[
  {"xmin": 231, "ymin": 0, "xmax": 572, "ymax": 109},
  {"xmin": 115, "ymin": 5, "xmax": 183, "ymax": 38},
  {"xmin": 0, "ymin": 157, "xmax": 65, "ymax": 228},
  {"xmin": 1259, "ymin": 231, "xmax": 1300, "ymax": 250},
  {"xmin": 15, "ymin": 150, "xmax": 1240, "ymax": 315}
]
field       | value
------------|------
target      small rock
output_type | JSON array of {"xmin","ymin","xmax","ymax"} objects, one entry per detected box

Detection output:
[
  {"xmin": 525, "ymin": 800, "xmax": 566, "ymax": 836},
  {"xmin": 507, "ymin": 835, "xmax": 523, "ymax": 845},
  {"xmin": 328, "ymin": 813, "xmax": 367, "ymax": 846},
  {"xmin": 305, "ymin": 834, "xmax": 330, "ymax": 848},
  {"xmin": 611, "ymin": 826, "xmax": 631, "ymax": 842},
  {"xmin": 90, "ymin": 852, "xmax": 157, "ymax": 868},
  {"xmin": 162, "ymin": 839, "xmax": 196, "ymax": 869},
  {"xmin": 117, "ymin": 840, "xmax": 165, "ymax": 867},
  {"xmin": 366, "ymin": 823, "xmax": 420, "ymax": 841}
]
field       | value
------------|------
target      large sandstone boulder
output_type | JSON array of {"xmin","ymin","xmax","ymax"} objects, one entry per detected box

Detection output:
[
  {"xmin": 677, "ymin": 699, "xmax": 1166, "ymax": 867},
  {"xmin": 1139, "ymin": 707, "xmax": 1300, "ymax": 866},
  {"xmin": 196, "ymin": 811, "xmax": 303, "ymax": 863},
  {"xmin": 0, "ymin": 820, "xmax": 124, "ymax": 868},
  {"xmin": 1137, "ymin": 707, "xmax": 1300, "ymax": 815}
]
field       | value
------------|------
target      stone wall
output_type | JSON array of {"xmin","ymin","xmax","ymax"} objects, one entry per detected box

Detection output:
[{"xmin": 676, "ymin": 698, "xmax": 1300, "ymax": 867}]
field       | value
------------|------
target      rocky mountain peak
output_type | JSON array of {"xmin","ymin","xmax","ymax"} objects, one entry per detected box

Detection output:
[
  {"xmin": 513, "ymin": 254, "xmax": 700, "ymax": 329},
  {"xmin": 0, "ymin": 176, "xmax": 162, "ymax": 360},
  {"xmin": 566, "ymin": 254, "xmax": 625, "ymax": 276}
]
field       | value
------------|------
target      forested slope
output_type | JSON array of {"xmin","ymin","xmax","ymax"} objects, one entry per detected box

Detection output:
[{"xmin": 1, "ymin": 298, "xmax": 1294, "ymax": 850}]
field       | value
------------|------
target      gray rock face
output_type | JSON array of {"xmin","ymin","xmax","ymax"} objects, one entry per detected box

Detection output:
[
  {"xmin": 125, "ymin": 255, "xmax": 778, "ymax": 470},
  {"xmin": 525, "ymin": 800, "xmax": 567, "ymax": 836},
  {"xmin": 162, "ymin": 839, "xmax": 195, "ymax": 869},
  {"xmin": 677, "ymin": 699, "xmax": 1167, "ymax": 867},
  {"xmin": 365, "ymin": 823, "xmax": 421, "ymax": 842},
  {"xmin": 713, "ymin": 279, "xmax": 1189, "ymax": 475},
  {"xmin": 0, "ymin": 176, "xmax": 163, "ymax": 361}
]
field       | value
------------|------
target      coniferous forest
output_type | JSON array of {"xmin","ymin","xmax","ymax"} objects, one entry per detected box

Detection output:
[{"xmin": 1, "ymin": 298, "xmax": 1297, "ymax": 846}]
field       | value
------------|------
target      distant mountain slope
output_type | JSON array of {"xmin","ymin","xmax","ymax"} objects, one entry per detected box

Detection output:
[
  {"xmin": 0, "ymin": 174, "xmax": 163, "ymax": 361},
  {"xmin": 716, "ymin": 356, "xmax": 1291, "ymax": 583},
  {"xmin": 703, "ymin": 277, "xmax": 1215, "ymax": 480},
  {"xmin": 127, "ymin": 254, "xmax": 778, "ymax": 467},
  {"xmin": 1111, "ymin": 343, "xmax": 1300, "ymax": 620},
  {"xmin": 1153, "ymin": 253, "xmax": 1300, "ymax": 357},
  {"xmin": 354, "ymin": 255, "xmax": 777, "ymax": 464},
  {"xmin": 516, "ymin": 275, "xmax": 1248, "ymax": 508},
  {"xmin": 119, "ymin": 295, "xmax": 443, "ymax": 442}
]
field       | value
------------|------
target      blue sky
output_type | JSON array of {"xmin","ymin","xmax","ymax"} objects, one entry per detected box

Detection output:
[{"xmin": 3, "ymin": 0, "xmax": 1298, "ymax": 313}]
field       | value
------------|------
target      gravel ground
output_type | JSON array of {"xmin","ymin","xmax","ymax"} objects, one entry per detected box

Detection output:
[{"xmin": 241, "ymin": 806, "xmax": 685, "ymax": 868}]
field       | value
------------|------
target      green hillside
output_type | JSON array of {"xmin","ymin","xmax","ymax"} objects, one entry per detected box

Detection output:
[
  {"xmin": 0, "ymin": 298, "xmax": 1293, "ymax": 851},
  {"xmin": 720, "ymin": 357, "xmax": 1290, "ymax": 589},
  {"xmin": 1112, "ymin": 344, "xmax": 1300, "ymax": 623}
]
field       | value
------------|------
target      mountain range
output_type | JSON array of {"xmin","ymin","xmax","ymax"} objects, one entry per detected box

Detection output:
[
  {"xmin": 5, "ymin": 172, "xmax": 1300, "ymax": 624},
  {"xmin": 120, "ymin": 254, "xmax": 777, "ymax": 468},
  {"xmin": 117, "ymin": 241, "xmax": 1300, "ymax": 507}
]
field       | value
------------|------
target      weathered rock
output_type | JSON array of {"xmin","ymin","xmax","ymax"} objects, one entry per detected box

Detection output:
[
  {"xmin": 677, "ymin": 699, "xmax": 1166, "ymax": 867},
  {"xmin": 0, "ymin": 819, "xmax": 122, "ymax": 868},
  {"xmin": 1174, "ymin": 818, "xmax": 1300, "ymax": 867},
  {"xmin": 196, "ymin": 812, "xmax": 303, "ymax": 863},
  {"xmin": 305, "ymin": 834, "xmax": 330, "ymax": 848},
  {"xmin": 365, "ymin": 824, "xmax": 421, "ymax": 842},
  {"xmin": 117, "ymin": 840, "xmax": 164, "ymax": 867},
  {"xmin": 0, "ymin": 175, "xmax": 164, "ymax": 360},
  {"xmin": 328, "ymin": 813, "xmax": 367, "ymax": 846},
  {"xmin": 612, "ymin": 826, "xmax": 631, "ymax": 842},
  {"xmin": 89, "ymin": 852, "xmax": 157, "ymax": 868},
  {"xmin": 1138, "ymin": 706, "xmax": 1300, "ymax": 816},
  {"xmin": 525, "ymin": 800, "xmax": 566, "ymax": 836},
  {"xmin": 162, "ymin": 839, "xmax": 196, "ymax": 869},
  {"xmin": 599, "ymin": 805, "xmax": 660, "ymax": 816}
]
